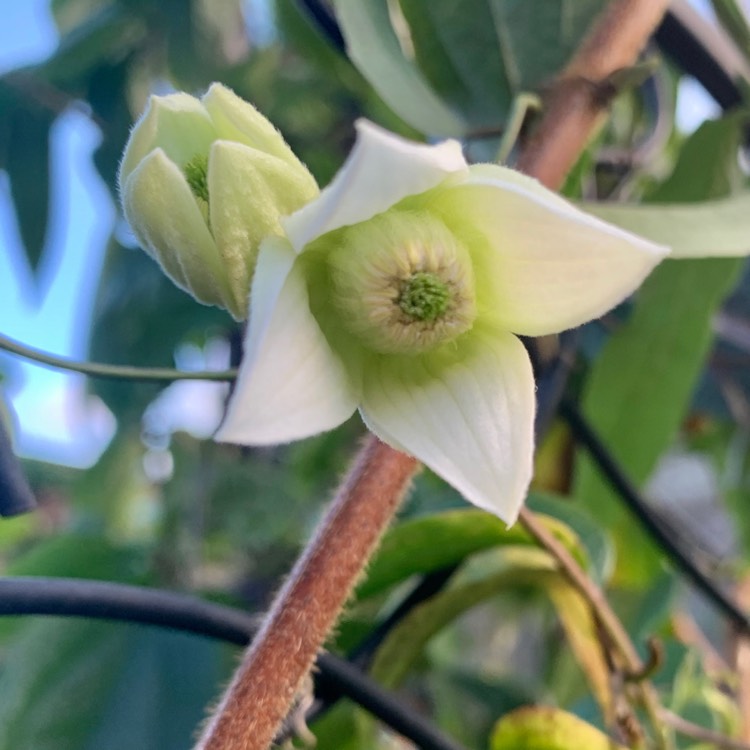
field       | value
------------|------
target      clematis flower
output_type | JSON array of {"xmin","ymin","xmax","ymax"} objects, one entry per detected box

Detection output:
[
  {"xmin": 118, "ymin": 84, "xmax": 318, "ymax": 320},
  {"xmin": 216, "ymin": 121, "xmax": 669, "ymax": 524}
]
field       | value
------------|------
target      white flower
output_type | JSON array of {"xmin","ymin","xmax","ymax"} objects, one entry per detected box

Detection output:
[
  {"xmin": 216, "ymin": 121, "xmax": 669, "ymax": 524},
  {"xmin": 118, "ymin": 84, "xmax": 318, "ymax": 319}
]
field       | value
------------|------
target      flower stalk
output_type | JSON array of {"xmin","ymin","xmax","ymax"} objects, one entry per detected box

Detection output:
[{"xmin": 195, "ymin": 437, "xmax": 417, "ymax": 750}]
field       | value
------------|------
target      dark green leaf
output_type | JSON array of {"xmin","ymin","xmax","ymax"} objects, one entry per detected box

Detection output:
[
  {"xmin": 357, "ymin": 508, "xmax": 583, "ymax": 600},
  {"xmin": 5, "ymin": 101, "xmax": 52, "ymax": 272},
  {"xmin": 334, "ymin": 0, "xmax": 607, "ymax": 135},
  {"xmin": 0, "ymin": 621, "xmax": 230, "ymax": 750}
]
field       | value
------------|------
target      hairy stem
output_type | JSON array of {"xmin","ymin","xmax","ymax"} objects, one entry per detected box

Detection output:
[
  {"xmin": 516, "ymin": 0, "xmax": 672, "ymax": 189},
  {"xmin": 195, "ymin": 437, "xmax": 417, "ymax": 750}
]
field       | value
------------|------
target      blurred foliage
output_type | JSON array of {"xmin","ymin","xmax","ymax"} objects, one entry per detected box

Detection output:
[{"xmin": 3, "ymin": 0, "xmax": 750, "ymax": 748}]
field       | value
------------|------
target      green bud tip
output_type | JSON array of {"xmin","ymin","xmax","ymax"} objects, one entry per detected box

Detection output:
[
  {"xmin": 184, "ymin": 154, "xmax": 209, "ymax": 203},
  {"xmin": 398, "ymin": 272, "xmax": 451, "ymax": 322}
]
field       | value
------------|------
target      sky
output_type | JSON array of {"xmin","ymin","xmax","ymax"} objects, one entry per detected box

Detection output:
[
  {"xmin": 0, "ymin": 0, "xmax": 730, "ymax": 468},
  {"xmin": 0, "ymin": 1, "xmax": 116, "ymax": 467}
]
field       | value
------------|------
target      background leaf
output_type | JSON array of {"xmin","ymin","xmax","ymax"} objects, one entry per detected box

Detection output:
[{"xmin": 573, "ymin": 114, "xmax": 747, "ymax": 584}]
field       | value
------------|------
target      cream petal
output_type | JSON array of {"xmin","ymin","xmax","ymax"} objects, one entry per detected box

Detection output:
[
  {"xmin": 118, "ymin": 92, "xmax": 217, "ymax": 185},
  {"xmin": 216, "ymin": 237, "xmax": 359, "ymax": 445},
  {"xmin": 123, "ymin": 149, "xmax": 230, "ymax": 307},
  {"xmin": 283, "ymin": 120, "xmax": 468, "ymax": 252},
  {"xmin": 429, "ymin": 165, "xmax": 669, "ymax": 336},
  {"xmin": 202, "ymin": 83, "xmax": 311, "ymax": 171},
  {"xmin": 360, "ymin": 328, "xmax": 535, "ymax": 525},
  {"xmin": 208, "ymin": 141, "xmax": 319, "ymax": 317}
]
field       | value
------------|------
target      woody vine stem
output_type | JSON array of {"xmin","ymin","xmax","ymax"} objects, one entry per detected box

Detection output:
[{"xmin": 194, "ymin": 1, "xmax": 672, "ymax": 748}]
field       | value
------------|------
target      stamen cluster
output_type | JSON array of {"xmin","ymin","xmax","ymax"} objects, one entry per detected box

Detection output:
[{"xmin": 328, "ymin": 212, "xmax": 477, "ymax": 354}]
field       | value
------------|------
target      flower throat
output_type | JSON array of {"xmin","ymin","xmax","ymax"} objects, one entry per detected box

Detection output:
[{"xmin": 328, "ymin": 212, "xmax": 477, "ymax": 355}]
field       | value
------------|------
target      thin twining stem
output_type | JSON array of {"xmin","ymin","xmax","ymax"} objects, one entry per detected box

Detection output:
[
  {"xmin": 0, "ymin": 332, "xmax": 237, "ymax": 382},
  {"xmin": 661, "ymin": 709, "xmax": 750, "ymax": 750},
  {"xmin": 560, "ymin": 399, "xmax": 750, "ymax": 636},
  {"xmin": 518, "ymin": 507, "xmax": 672, "ymax": 750}
]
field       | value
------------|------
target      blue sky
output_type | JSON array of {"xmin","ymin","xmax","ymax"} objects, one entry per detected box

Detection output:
[
  {"xmin": 0, "ymin": 0, "xmax": 727, "ymax": 468},
  {"xmin": 0, "ymin": 1, "xmax": 115, "ymax": 466}
]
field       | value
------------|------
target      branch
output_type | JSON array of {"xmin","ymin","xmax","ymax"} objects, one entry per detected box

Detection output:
[
  {"xmin": 0, "ymin": 332, "xmax": 237, "ymax": 382},
  {"xmin": 517, "ymin": 507, "xmax": 670, "ymax": 749},
  {"xmin": 661, "ymin": 709, "xmax": 750, "ymax": 750},
  {"xmin": 516, "ymin": 0, "xmax": 671, "ymax": 189},
  {"xmin": 194, "ymin": 437, "xmax": 418, "ymax": 750}
]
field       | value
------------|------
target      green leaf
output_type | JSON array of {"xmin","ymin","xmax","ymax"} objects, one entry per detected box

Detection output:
[
  {"xmin": 574, "ymin": 114, "xmax": 747, "ymax": 584},
  {"xmin": 40, "ymin": 5, "xmax": 145, "ymax": 87},
  {"xmin": 398, "ymin": 0, "xmax": 512, "ymax": 130},
  {"xmin": 487, "ymin": 0, "xmax": 608, "ymax": 91},
  {"xmin": 5, "ymin": 100, "xmax": 52, "ymax": 272},
  {"xmin": 334, "ymin": 0, "xmax": 607, "ymax": 135},
  {"xmin": 332, "ymin": 0, "xmax": 466, "ymax": 136},
  {"xmin": 490, "ymin": 706, "xmax": 627, "ymax": 750},
  {"xmin": 0, "ymin": 620, "xmax": 230, "ymax": 750},
  {"xmin": 368, "ymin": 543, "xmax": 611, "ymax": 716},
  {"xmin": 357, "ymin": 508, "xmax": 583, "ymax": 600},
  {"xmin": 369, "ymin": 547, "xmax": 558, "ymax": 689},
  {"xmin": 581, "ymin": 192, "xmax": 750, "ymax": 258}
]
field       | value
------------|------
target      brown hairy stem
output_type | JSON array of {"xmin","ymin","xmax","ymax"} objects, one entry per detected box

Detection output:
[
  {"xmin": 195, "ymin": 437, "xmax": 417, "ymax": 750},
  {"xmin": 516, "ymin": 0, "xmax": 671, "ymax": 189},
  {"xmin": 518, "ymin": 507, "xmax": 671, "ymax": 749},
  {"xmin": 195, "ymin": 1, "xmax": 672, "ymax": 748}
]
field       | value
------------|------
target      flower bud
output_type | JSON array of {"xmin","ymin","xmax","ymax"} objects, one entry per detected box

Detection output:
[{"xmin": 118, "ymin": 84, "xmax": 319, "ymax": 319}]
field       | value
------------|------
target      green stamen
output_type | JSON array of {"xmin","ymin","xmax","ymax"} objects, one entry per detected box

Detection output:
[
  {"xmin": 399, "ymin": 272, "xmax": 450, "ymax": 322},
  {"xmin": 184, "ymin": 154, "xmax": 209, "ymax": 202}
]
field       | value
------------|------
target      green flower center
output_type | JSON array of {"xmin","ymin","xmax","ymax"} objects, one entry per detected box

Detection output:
[
  {"xmin": 184, "ymin": 154, "xmax": 209, "ymax": 203},
  {"xmin": 398, "ymin": 272, "xmax": 451, "ymax": 322},
  {"xmin": 328, "ymin": 212, "xmax": 477, "ymax": 355}
]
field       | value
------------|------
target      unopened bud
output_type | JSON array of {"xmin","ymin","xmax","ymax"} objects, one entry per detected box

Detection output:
[{"xmin": 118, "ymin": 84, "xmax": 318, "ymax": 319}]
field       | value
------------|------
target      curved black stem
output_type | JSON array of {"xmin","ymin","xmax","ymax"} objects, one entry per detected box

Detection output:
[
  {"xmin": 656, "ymin": 6, "xmax": 745, "ymax": 111},
  {"xmin": 561, "ymin": 399, "xmax": 750, "ymax": 635},
  {"xmin": 0, "ymin": 577, "xmax": 466, "ymax": 750},
  {"xmin": 0, "ymin": 421, "xmax": 36, "ymax": 516}
]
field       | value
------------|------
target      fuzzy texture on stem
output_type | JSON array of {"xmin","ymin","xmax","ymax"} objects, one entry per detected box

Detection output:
[
  {"xmin": 195, "ymin": 437, "xmax": 417, "ymax": 750},
  {"xmin": 196, "ymin": 1, "xmax": 672, "ymax": 747},
  {"xmin": 516, "ymin": 0, "xmax": 672, "ymax": 189}
]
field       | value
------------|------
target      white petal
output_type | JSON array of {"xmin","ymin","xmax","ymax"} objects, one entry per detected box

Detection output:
[
  {"xmin": 202, "ymin": 84, "xmax": 315, "ymax": 178},
  {"xmin": 208, "ymin": 141, "xmax": 318, "ymax": 316},
  {"xmin": 283, "ymin": 120, "xmax": 468, "ymax": 252},
  {"xmin": 215, "ymin": 237, "xmax": 359, "ymax": 445},
  {"xmin": 429, "ymin": 165, "xmax": 670, "ymax": 336},
  {"xmin": 123, "ymin": 149, "xmax": 229, "ymax": 307},
  {"xmin": 360, "ymin": 328, "xmax": 535, "ymax": 525},
  {"xmin": 118, "ymin": 92, "xmax": 217, "ymax": 186}
]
